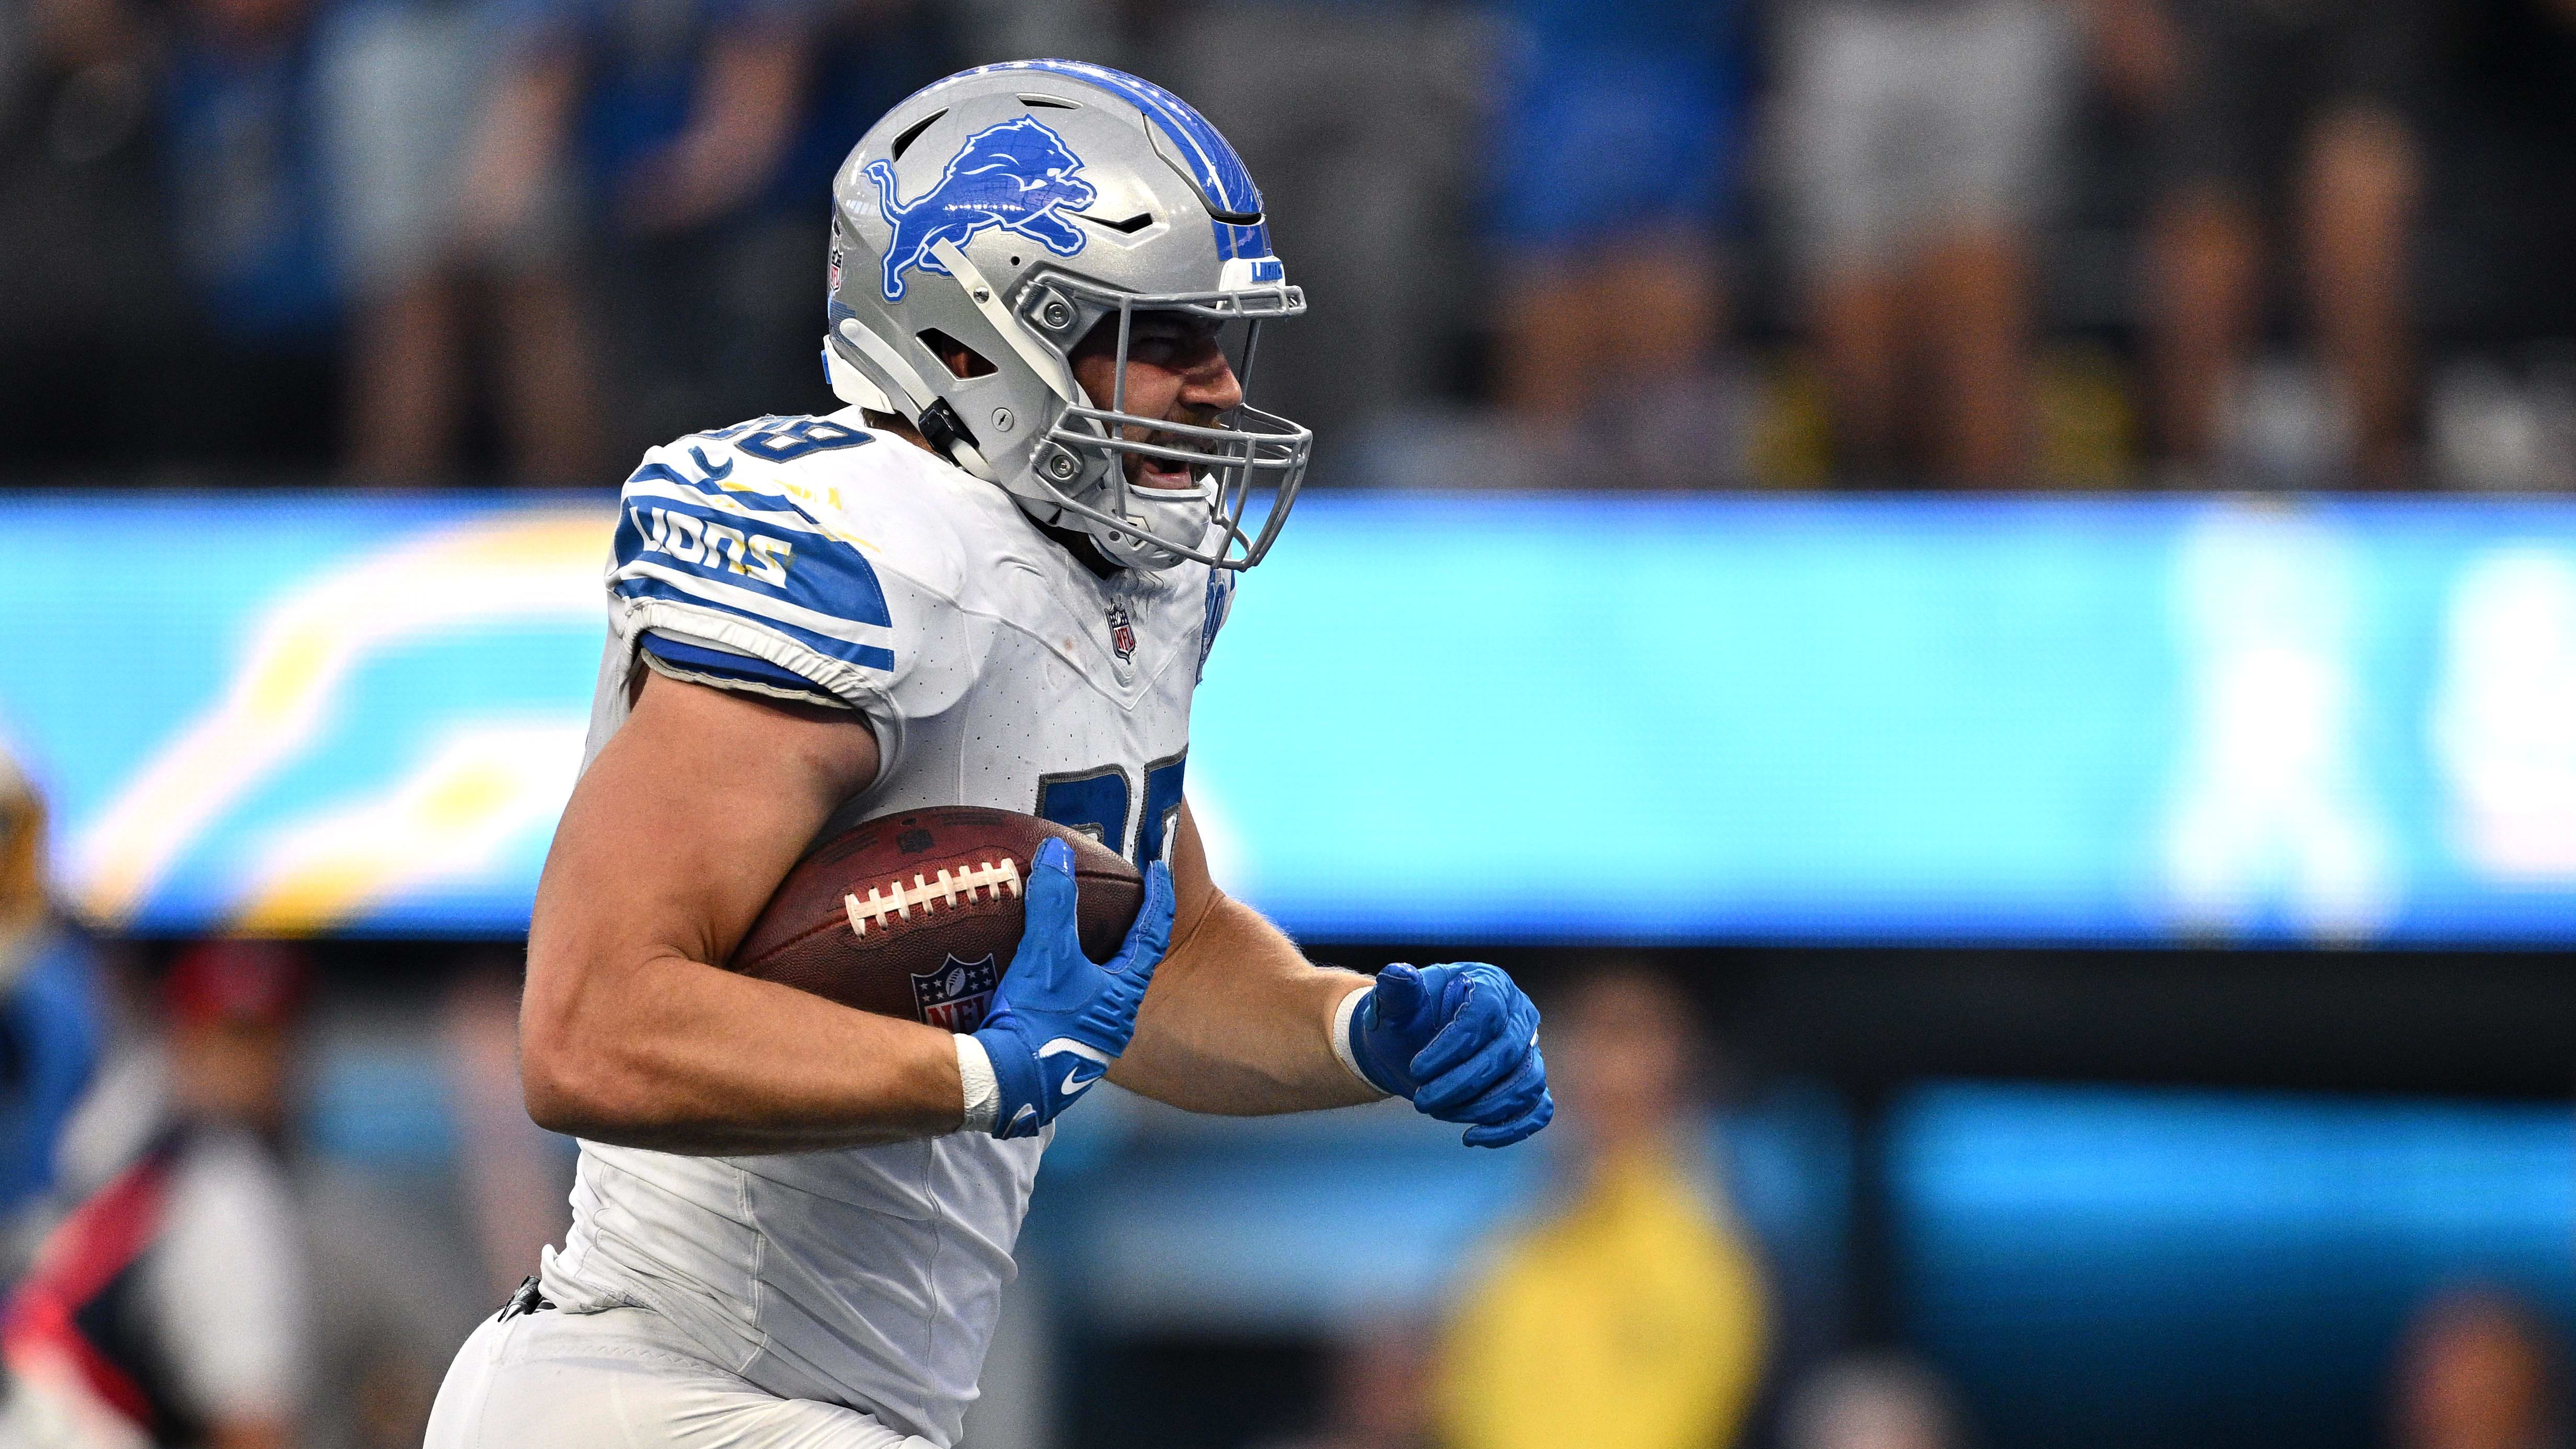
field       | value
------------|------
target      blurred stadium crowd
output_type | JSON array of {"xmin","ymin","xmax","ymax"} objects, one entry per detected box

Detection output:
[{"xmin": 6, "ymin": 0, "xmax": 2576, "ymax": 491}]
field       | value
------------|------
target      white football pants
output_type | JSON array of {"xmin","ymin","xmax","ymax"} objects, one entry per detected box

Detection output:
[{"xmin": 425, "ymin": 1305, "xmax": 941, "ymax": 1449}]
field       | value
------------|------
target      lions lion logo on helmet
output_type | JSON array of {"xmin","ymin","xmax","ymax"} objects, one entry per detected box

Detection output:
[{"xmin": 865, "ymin": 116, "xmax": 1098, "ymax": 302}]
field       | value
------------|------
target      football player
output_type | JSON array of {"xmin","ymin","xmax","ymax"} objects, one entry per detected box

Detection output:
[{"xmin": 426, "ymin": 60, "xmax": 1552, "ymax": 1449}]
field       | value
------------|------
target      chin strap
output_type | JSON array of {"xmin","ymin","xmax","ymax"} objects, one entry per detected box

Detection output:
[{"xmin": 915, "ymin": 399, "xmax": 988, "ymax": 473}]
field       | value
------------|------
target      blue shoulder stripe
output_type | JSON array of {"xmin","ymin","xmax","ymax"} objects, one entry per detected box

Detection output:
[
  {"xmin": 611, "ymin": 458, "xmax": 899, "ymax": 677},
  {"xmin": 639, "ymin": 631, "xmax": 836, "ymax": 696},
  {"xmin": 617, "ymin": 571, "xmax": 898, "ymax": 674},
  {"xmin": 612, "ymin": 492, "xmax": 892, "ymax": 629}
]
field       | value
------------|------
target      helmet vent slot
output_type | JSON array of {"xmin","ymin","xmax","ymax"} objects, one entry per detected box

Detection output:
[
  {"xmin": 1075, "ymin": 211, "xmax": 1154, "ymax": 234},
  {"xmin": 1018, "ymin": 93, "xmax": 1081, "ymax": 109},
  {"xmin": 917, "ymin": 329, "xmax": 998, "ymax": 380},
  {"xmin": 888, "ymin": 108, "xmax": 946, "ymax": 160}
]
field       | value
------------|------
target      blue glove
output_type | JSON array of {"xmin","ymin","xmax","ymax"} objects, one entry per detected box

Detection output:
[
  {"xmin": 1346, "ymin": 962, "xmax": 1552, "ymax": 1147},
  {"xmin": 973, "ymin": 838, "xmax": 1173, "ymax": 1139}
]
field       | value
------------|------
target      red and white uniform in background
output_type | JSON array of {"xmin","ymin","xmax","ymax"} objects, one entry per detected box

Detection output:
[
  {"xmin": 0, "ymin": 942, "xmax": 310, "ymax": 1449},
  {"xmin": 0, "ymin": 1125, "xmax": 306, "ymax": 1448}
]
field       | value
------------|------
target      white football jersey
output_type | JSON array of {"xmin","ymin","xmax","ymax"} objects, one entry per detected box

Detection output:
[{"xmin": 541, "ymin": 408, "xmax": 1232, "ymax": 1446}]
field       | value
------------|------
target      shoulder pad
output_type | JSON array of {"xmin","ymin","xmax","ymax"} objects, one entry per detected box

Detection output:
[{"xmin": 609, "ymin": 423, "xmax": 899, "ymax": 705}]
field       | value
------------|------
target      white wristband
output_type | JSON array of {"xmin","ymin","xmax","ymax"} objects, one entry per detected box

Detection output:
[
  {"xmin": 1330, "ymin": 983, "xmax": 1387, "ymax": 1098},
  {"xmin": 955, "ymin": 1033, "xmax": 1000, "ymax": 1135}
]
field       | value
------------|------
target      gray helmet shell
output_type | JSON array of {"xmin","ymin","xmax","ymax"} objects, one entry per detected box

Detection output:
[{"xmin": 823, "ymin": 60, "xmax": 1311, "ymax": 571}]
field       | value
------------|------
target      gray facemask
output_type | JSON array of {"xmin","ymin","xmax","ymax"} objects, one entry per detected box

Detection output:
[{"xmin": 822, "ymin": 60, "xmax": 1312, "ymax": 572}]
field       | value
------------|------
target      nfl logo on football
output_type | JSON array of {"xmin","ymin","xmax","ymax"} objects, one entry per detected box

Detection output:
[{"xmin": 910, "ymin": 954, "xmax": 999, "ymax": 1032}]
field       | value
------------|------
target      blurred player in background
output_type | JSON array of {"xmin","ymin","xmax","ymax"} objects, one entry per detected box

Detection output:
[
  {"xmin": 0, "ymin": 747, "xmax": 103, "ymax": 1234},
  {"xmin": 1439, "ymin": 966, "xmax": 1768, "ymax": 1449},
  {"xmin": 0, "ymin": 942, "xmax": 311, "ymax": 1449},
  {"xmin": 428, "ymin": 61, "xmax": 1552, "ymax": 1449}
]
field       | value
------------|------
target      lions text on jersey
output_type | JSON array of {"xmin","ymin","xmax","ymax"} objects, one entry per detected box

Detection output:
[{"xmin": 544, "ymin": 408, "xmax": 1231, "ymax": 1446}]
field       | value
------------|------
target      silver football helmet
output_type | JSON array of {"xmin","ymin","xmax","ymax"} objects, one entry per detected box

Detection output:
[{"xmin": 822, "ymin": 60, "xmax": 1311, "ymax": 572}]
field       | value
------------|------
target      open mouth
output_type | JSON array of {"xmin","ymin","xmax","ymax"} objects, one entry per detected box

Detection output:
[{"xmin": 1129, "ymin": 432, "xmax": 1213, "ymax": 491}]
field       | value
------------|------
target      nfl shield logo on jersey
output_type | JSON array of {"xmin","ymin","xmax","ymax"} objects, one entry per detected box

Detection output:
[
  {"xmin": 912, "ymin": 954, "xmax": 999, "ymax": 1032},
  {"xmin": 1106, "ymin": 604, "xmax": 1137, "ymax": 664}
]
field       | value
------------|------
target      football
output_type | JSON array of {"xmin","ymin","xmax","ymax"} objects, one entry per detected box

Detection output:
[{"xmin": 730, "ymin": 806, "xmax": 1145, "ymax": 1032}]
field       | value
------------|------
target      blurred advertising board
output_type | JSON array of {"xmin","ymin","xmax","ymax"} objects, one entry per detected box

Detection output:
[
  {"xmin": 2, "ymin": 492, "xmax": 2573, "ymax": 944},
  {"xmin": 1895, "ymin": 1082, "xmax": 2575, "ymax": 1449}
]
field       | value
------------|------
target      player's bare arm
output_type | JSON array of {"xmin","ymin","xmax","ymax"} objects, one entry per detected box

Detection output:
[
  {"xmin": 519, "ymin": 669, "xmax": 969, "ymax": 1152},
  {"xmin": 1110, "ymin": 801, "xmax": 1382, "ymax": 1114},
  {"xmin": 1113, "ymin": 799, "xmax": 1551, "ymax": 1144}
]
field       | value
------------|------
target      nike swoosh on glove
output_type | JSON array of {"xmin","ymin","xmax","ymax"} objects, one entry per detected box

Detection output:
[
  {"xmin": 1347, "ymin": 962, "xmax": 1553, "ymax": 1147},
  {"xmin": 973, "ymin": 837, "xmax": 1173, "ymax": 1139}
]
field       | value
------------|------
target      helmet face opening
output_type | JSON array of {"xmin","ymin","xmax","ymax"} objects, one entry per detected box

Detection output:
[
  {"xmin": 823, "ymin": 60, "xmax": 1315, "ymax": 573},
  {"xmin": 1022, "ymin": 278, "xmax": 1311, "ymax": 571}
]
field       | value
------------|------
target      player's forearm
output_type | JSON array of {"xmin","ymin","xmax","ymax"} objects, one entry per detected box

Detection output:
[
  {"xmin": 1109, "ymin": 893, "xmax": 1381, "ymax": 1114},
  {"xmin": 522, "ymin": 945, "xmax": 964, "ymax": 1153}
]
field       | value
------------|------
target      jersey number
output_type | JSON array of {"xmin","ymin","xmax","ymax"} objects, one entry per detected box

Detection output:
[
  {"xmin": 733, "ymin": 418, "xmax": 872, "ymax": 462},
  {"xmin": 1035, "ymin": 754, "xmax": 1186, "ymax": 867}
]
